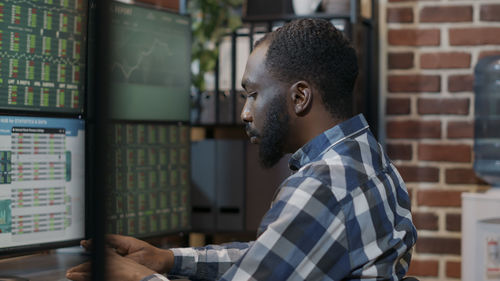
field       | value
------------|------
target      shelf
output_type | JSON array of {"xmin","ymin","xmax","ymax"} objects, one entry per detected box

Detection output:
[{"xmin": 242, "ymin": 13, "xmax": 352, "ymax": 23}]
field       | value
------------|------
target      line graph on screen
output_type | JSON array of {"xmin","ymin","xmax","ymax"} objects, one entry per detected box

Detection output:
[{"xmin": 110, "ymin": 20, "xmax": 189, "ymax": 87}]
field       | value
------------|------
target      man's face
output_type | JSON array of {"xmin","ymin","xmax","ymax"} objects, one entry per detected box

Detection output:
[{"xmin": 241, "ymin": 44, "xmax": 290, "ymax": 168}]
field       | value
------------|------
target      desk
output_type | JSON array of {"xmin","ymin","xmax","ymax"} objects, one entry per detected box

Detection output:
[
  {"xmin": 0, "ymin": 248, "xmax": 88, "ymax": 281},
  {"xmin": 0, "ymin": 248, "xmax": 190, "ymax": 281}
]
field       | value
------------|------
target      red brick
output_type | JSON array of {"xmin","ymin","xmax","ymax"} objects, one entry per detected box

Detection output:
[
  {"xmin": 413, "ymin": 212, "xmax": 438, "ymax": 230},
  {"xmin": 387, "ymin": 7, "xmax": 414, "ymax": 23},
  {"xmin": 407, "ymin": 259, "xmax": 439, "ymax": 277},
  {"xmin": 418, "ymin": 144, "xmax": 471, "ymax": 162},
  {"xmin": 446, "ymin": 261, "xmax": 461, "ymax": 278},
  {"xmin": 416, "ymin": 237, "xmax": 461, "ymax": 255},
  {"xmin": 479, "ymin": 50, "xmax": 500, "ymax": 60},
  {"xmin": 388, "ymin": 52, "xmax": 414, "ymax": 69},
  {"xmin": 386, "ymin": 120, "xmax": 441, "ymax": 139},
  {"xmin": 386, "ymin": 143, "xmax": 412, "ymax": 160},
  {"xmin": 417, "ymin": 190, "xmax": 462, "ymax": 207},
  {"xmin": 386, "ymin": 98, "xmax": 411, "ymax": 115},
  {"xmin": 446, "ymin": 213, "xmax": 461, "ymax": 231},
  {"xmin": 420, "ymin": 6, "xmax": 472, "ymax": 23},
  {"xmin": 420, "ymin": 52, "xmax": 471, "ymax": 69},
  {"xmin": 135, "ymin": 0, "xmax": 179, "ymax": 10},
  {"xmin": 450, "ymin": 27, "xmax": 500, "ymax": 46},
  {"xmin": 417, "ymin": 98, "xmax": 469, "ymax": 115},
  {"xmin": 388, "ymin": 29, "xmax": 440, "ymax": 46},
  {"xmin": 448, "ymin": 74, "xmax": 474, "ymax": 92},
  {"xmin": 481, "ymin": 4, "xmax": 500, "ymax": 22},
  {"xmin": 445, "ymin": 168, "xmax": 487, "ymax": 185},
  {"xmin": 396, "ymin": 165, "xmax": 439, "ymax": 182},
  {"xmin": 388, "ymin": 75, "xmax": 440, "ymax": 93},
  {"xmin": 448, "ymin": 121, "xmax": 473, "ymax": 139}
]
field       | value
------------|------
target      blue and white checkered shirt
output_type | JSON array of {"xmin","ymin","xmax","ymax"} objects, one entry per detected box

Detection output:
[{"xmin": 143, "ymin": 114, "xmax": 417, "ymax": 281}]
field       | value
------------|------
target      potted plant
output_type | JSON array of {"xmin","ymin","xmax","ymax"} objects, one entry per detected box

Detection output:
[{"xmin": 189, "ymin": 0, "xmax": 243, "ymax": 92}]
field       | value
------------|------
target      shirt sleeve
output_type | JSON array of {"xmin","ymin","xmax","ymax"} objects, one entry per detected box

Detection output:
[{"xmin": 168, "ymin": 241, "xmax": 253, "ymax": 281}]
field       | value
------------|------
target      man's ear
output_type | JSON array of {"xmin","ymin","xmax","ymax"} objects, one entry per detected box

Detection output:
[{"xmin": 290, "ymin": 81, "xmax": 312, "ymax": 116}]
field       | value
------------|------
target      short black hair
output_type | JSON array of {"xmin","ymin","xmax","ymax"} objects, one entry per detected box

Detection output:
[{"xmin": 255, "ymin": 19, "xmax": 358, "ymax": 120}]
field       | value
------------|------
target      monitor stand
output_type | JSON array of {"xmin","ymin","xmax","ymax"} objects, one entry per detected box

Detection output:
[{"xmin": 0, "ymin": 276, "xmax": 29, "ymax": 281}]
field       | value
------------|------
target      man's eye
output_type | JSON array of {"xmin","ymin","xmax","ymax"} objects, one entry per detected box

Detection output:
[{"xmin": 248, "ymin": 92, "xmax": 257, "ymax": 99}]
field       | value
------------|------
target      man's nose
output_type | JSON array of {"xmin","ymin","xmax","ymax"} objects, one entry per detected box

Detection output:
[{"xmin": 240, "ymin": 102, "xmax": 253, "ymax": 123}]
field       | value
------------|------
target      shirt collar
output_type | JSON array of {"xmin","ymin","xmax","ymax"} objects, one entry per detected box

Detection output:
[{"xmin": 288, "ymin": 114, "xmax": 369, "ymax": 171}]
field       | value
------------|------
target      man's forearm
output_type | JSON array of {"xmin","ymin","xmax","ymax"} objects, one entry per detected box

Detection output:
[{"xmin": 169, "ymin": 242, "xmax": 253, "ymax": 280}]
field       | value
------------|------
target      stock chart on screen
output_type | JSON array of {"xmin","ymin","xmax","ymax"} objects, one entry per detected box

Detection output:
[
  {"xmin": 0, "ymin": 0, "xmax": 86, "ymax": 113},
  {"xmin": 0, "ymin": 116, "xmax": 85, "ymax": 250},
  {"xmin": 109, "ymin": 2, "xmax": 191, "ymax": 121},
  {"xmin": 106, "ymin": 122, "xmax": 190, "ymax": 236}
]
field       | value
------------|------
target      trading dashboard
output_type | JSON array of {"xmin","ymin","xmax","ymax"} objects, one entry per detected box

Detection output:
[
  {"xmin": 107, "ymin": 122, "xmax": 190, "ymax": 236},
  {"xmin": 0, "ymin": 116, "xmax": 85, "ymax": 249},
  {"xmin": 0, "ymin": 0, "xmax": 86, "ymax": 113},
  {"xmin": 109, "ymin": 2, "xmax": 191, "ymax": 121}
]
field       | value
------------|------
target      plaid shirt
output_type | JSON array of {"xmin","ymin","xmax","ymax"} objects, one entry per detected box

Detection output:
[{"xmin": 143, "ymin": 114, "xmax": 417, "ymax": 281}]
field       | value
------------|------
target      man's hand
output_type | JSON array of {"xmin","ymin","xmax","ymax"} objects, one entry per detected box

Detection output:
[
  {"xmin": 105, "ymin": 234, "xmax": 175, "ymax": 273},
  {"xmin": 79, "ymin": 234, "xmax": 174, "ymax": 273},
  {"xmin": 66, "ymin": 249, "xmax": 157, "ymax": 281}
]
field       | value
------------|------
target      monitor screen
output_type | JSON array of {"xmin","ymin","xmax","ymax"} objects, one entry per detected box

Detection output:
[
  {"xmin": 0, "ymin": 116, "xmax": 85, "ymax": 254},
  {"xmin": 106, "ymin": 122, "xmax": 190, "ymax": 236},
  {"xmin": 0, "ymin": 0, "xmax": 87, "ymax": 114},
  {"xmin": 108, "ymin": 2, "xmax": 191, "ymax": 121}
]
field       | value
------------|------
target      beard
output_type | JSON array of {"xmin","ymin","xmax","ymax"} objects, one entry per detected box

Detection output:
[{"xmin": 256, "ymin": 95, "xmax": 290, "ymax": 168}]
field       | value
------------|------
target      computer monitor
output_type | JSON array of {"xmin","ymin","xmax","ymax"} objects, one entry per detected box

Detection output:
[
  {"xmin": 0, "ymin": 0, "xmax": 87, "ymax": 114},
  {"xmin": 0, "ymin": 115, "xmax": 85, "ymax": 254},
  {"xmin": 0, "ymin": 0, "xmax": 88, "ymax": 256},
  {"xmin": 109, "ymin": 1, "xmax": 191, "ymax": 121},
  {"xmin": 106, "ymin": 122, "xmax": 190, "ymax": 237},
  {"xmin": 103, "ymin": 2, "xmax": 192, "ymax": 238}
]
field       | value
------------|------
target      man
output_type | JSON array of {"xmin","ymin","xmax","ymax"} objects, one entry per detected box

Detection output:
[{"xmin": 67, "ymin": 18, "xmax": 417, "ymax": 281}]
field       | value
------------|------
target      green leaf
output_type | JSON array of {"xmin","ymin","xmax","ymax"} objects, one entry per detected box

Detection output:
[{"xmin": 188, "ymin": 0, "xmax": 242, "ymax": 91}]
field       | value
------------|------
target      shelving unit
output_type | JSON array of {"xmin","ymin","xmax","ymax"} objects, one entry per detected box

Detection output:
[{"xmin": 191, "ymin": 0, "xmax": 379, "ymax": 137}]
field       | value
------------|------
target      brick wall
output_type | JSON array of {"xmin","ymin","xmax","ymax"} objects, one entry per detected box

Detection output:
[
  {"xmin": 382, "ymin": 1, "xmax": 500, "ymax": 280},
  {"xmin": 135, "ymin": 0, "xmax": 179, "ymax": 11}
]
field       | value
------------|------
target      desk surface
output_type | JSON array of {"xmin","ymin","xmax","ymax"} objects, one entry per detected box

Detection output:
[
  {"xmin": 0, "ymin": 248, "xmax": 88, "ymax": 281},
  {"xmin": 0, "ymin": 248, "xmax": 190, "ymax": 281}
]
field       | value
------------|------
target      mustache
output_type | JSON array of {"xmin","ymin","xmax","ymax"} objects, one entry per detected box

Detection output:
[{"xmin": 245, "ymin": 124, "xmax": 260, "ymax": 138}]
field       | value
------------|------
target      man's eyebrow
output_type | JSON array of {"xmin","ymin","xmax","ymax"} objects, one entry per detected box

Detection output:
[
  {"xmin": 241, "ymin": 78, "xmax": 255, "ymax": 90},
  {"xmin": 241, "ymin": 79, "xmax": 248, "ymax": 90}
]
